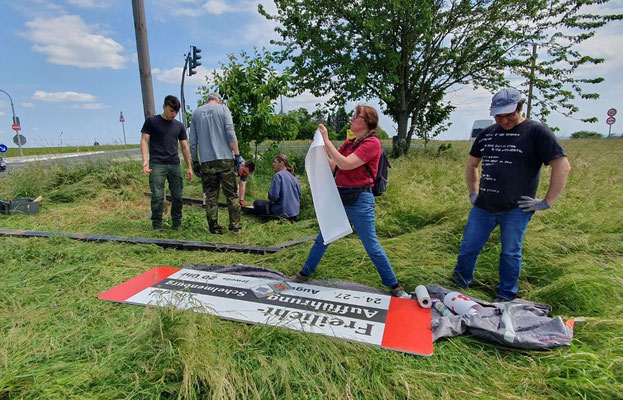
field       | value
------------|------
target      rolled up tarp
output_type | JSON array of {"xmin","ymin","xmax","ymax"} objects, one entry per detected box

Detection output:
[
  {"xmin": 415, "ymin": 285, "xmax": 431, "ymax": 308},
  {"xmin": 305, "ymin": 130, "xmax": 352, "ymax": 244}
]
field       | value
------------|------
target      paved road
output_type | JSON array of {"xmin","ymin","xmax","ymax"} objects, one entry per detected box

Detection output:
[
  {"xmin": 0, "ymin": 144, "xmax": 309, "ymax": 177},
  {"xmin": 0, "ymin": 148, "xmax": 141, "ymax": 176}
]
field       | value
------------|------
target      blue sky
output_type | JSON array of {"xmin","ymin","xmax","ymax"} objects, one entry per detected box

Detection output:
[{"xmin": 0, "ymin": 0, "xmax": 622, "ymax": 149}]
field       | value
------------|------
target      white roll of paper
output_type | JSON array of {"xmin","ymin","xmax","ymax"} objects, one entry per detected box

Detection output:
[
  {"xmin": 305, "ymin": 130, "xmax": 352, "ymax": 244},
  {"xmin": 443, "ymin": 291, "xmax": 483, "ymax": 316},
  {"xmin": 415, "ymin": 285, "xmax": 431, "ymax": 308}
]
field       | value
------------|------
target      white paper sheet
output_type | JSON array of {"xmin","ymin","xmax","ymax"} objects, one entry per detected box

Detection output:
[{"xmin": 305, "ymin": 130, "xmax": 352, "ymax": 244}]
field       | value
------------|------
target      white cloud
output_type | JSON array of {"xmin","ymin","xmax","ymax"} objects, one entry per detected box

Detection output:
[
  {"xmin": 66, "ymin": 0, "xmax": 109, "ymax": 8},
  {"xmin": 241, "ymin": 18, "xmax": 280, "ymax": 46},
  {"xmin": 444, "ymin": 85, "xmax": 492, "ymax": 112},
  {"xmin": 21, "ymin": 102, "xmax": 36, "ymax": 108},
  {"xmin": 33, "ymin": 90, "xmax": 97, "ymax": 102},
  {"xmin": 0, "ymin": 111, "xmax": 4, "ymax": 117},
  {"xmin": 25, "ymin": 15, "xmax": 126, "ymax": 69},
  {"xmin": 203, "ymin": 0, "xmax": 234, "ymax": 14},
  {"xmin": 282, "ymin": 91, "xmax": 334, "ymax": 112},
  {"xmin": 152, "ymin": 66, "xmax": 215, "ymax": 86},
  {"xmin": 69, "ymin": 103, "xmax": 108, "ymax": 110}
]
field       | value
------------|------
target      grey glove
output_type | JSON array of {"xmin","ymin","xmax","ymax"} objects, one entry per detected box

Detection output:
[
  {"xmin": 517, "ymin": 196, "xmax": 550, "ymax": 212},
  {"xmin": 469, "ymin": 192, "xmax": 478, "ymax": 205}
]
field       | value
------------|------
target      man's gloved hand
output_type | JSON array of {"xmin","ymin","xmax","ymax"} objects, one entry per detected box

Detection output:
[
  {"xmin": 239, "ymin": 199, "xmax": 245, "ymax": 206},
  {"xmin": 517, "ymin": 196, "xmax": 550, "ymax": 212},
  {"xmin": 469, "ymin": 192, "xmax": 478, "ymax": 205},
  {"xmin": 234, "ymin": 154, "xmax": 244, "ymax": 170},
  {"xmin": 192, "ymin": 161, "xmax": 202, "ymax": 177}
]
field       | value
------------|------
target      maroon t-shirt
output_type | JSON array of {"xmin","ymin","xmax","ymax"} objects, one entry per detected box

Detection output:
[{"xmin": 335, "ymin": 137, "xmax": 380, "ymax": 188}]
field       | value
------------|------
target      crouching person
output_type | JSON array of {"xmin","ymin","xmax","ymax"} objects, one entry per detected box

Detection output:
[{"xmin": 251, "ymin": 154, "xmax": 301, "ymax": 221}]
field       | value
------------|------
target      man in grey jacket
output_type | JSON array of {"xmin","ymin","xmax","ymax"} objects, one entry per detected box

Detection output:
[{"xmin": 190, "ymin": 93, "xmax": 242, "ymax": 233}]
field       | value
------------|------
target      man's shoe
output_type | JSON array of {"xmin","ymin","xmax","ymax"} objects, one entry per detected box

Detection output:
[
  {"xmin": 152, "ymin": 224, "xmax": 163, "ymax": 231},
  {"xmin": 390, "ymin": 285, "xmax": 407, "ymax": 298},
  {"xmin": 287, "ymin": 273, "xmax": 309, "ymax": 283},
  {"xmin": 209, "ymin": 227, "xmax": 223, "ymax": 234},
  {"xmin": 450, "ymin": 274, "xmax": 468, "ymax": 289},
  {"xmin": 171, "ymin": 222, "xmax": 182, "ymax": 230},
  {"xmin": 230, "ymin": 226, "xmax": 241, "ymax": 233}
]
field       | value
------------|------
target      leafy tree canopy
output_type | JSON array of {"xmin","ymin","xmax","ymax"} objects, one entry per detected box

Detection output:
[
  {"xmin": 260, "ymin": 0, "xmax": 622, "ymax": 156},
  {"xmin": 197, "ymin": 49, "xmax": 296, "ymax": 156}
]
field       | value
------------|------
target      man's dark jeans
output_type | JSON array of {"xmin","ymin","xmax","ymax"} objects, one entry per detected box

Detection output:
[{"xmin": 149, "ymin": 162, "xmax": 183, "ymax": 229}]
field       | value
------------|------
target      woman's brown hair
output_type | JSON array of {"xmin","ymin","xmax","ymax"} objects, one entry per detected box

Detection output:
[
  {"xmin": 352, "ymin": 105, "xmax": 379, "ymax": 148},
  {"xmin": 274, "ymin": 154, "xmax": 295, "ymax": 176}
]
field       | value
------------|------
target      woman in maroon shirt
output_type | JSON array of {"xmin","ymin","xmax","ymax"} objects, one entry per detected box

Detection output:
[{"xmin": 289, "ymin": 105, "xmax": 406, "ymax": 297}]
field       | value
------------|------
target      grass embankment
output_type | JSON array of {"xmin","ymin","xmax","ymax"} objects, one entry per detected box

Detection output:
[
  {"xmin": 0, "ymin": 140, "xmax": 621, "ymax": 399},
  {"xmin": 2, "ymin": 144, "xmax": 139, "ymax": 157}
]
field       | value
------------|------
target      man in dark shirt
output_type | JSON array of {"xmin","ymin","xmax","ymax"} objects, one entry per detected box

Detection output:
[
  {"xmin": 453, "ymin": 88, "xmax": 571, "ymax": 301},
  {"xmin": 140, "ymin": 95, "xmax": 193, "ymax": 230}
]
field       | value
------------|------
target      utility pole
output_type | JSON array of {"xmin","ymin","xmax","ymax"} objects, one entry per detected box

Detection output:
[
  {"xmin": 132, "ymin": 0, "xmax": 155, "ymax": 118},
  {"xmin": 526, "ymin": 43, "xmax": 537, "ymax": 120},
  {"xmin": 0, "ymin": 89, "xmax": 23, "ymax": 157}
]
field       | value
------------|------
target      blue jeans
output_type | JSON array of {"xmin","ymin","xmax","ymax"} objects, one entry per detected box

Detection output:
[
  {"xmin": 300, "ymin": 192, "xmax": 398, "ymax": 287},
  {"xmin": 453, "ymin": 206, "xmax": 533, "ymax": 300}
]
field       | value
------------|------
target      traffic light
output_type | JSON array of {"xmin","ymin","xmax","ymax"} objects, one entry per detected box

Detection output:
[{"xmin": 189, "ymin": 46, "xmax": 202, "ymax": 76}]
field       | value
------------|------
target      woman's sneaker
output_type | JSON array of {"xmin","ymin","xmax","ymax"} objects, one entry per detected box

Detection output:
[{"xmin": 390, "ymin": 285, "xmax": 408, "ymax": 298}]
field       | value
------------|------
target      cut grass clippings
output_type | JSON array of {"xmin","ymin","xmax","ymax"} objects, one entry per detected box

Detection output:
[{"xmin": 0, "ymin": 139, "xmax": 622, "ymax": 399}]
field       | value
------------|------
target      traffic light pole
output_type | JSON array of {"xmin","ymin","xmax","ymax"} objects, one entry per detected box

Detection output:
[
  {"xmin": 0, "ymin": 89, "xmax": 23, "ymax": 157},
  {"xmin": 180, "ymin": 53, "xmax": 190, "ymax": 129}
]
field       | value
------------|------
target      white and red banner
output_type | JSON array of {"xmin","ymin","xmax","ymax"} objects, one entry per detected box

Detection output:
[{"xmin": 99, "ymin": 267, "xmax": 433, "ymax": 356}]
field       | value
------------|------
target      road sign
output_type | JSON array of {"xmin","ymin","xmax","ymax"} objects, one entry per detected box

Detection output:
[
  {"xmin": 119, "ymin": 111, "xmax": 125, "ymax": 123},
  {"xmin": 606, "ymin": 116, "xmax": 616, "ymax": 125},
  {"xmin": 13, "ymin": 134, "xmax": 26, "ymax": 146},
  {"xmin": 0, "ymin": 144, "xmax": 7, "ymax": 153},
  {"xmin": 11, "ymin": 123, "xmax": 21, "ymax": 132},
  {"xmin": 99, "ymin": 267, "xmax": 434, "ymax": 356},
  {"xmin": 607, "ymin": 108, "xmax": 617, "ymax": 117}
]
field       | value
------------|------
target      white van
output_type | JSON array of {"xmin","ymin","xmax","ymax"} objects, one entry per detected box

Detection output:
[{"xmin": 470, "ymin": 119, "xmax": 494, "ymax": 146}]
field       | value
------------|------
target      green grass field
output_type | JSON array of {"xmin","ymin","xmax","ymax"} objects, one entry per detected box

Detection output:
[
  {"xmin": 2, "ymin": 144, "xmax": 139, "ymax": 157},
  {"xmin": 0, "ymin": 139, "xmax": 621, "ymax": 399}
]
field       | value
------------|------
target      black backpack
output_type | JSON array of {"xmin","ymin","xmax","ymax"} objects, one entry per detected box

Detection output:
[
  {"xmin": 340, "ymin": 139, "xmax": 391, "ymax": 197},
  {"xmin": 366, "ymin": 149, "xmax": 390, "ymax": 196}
]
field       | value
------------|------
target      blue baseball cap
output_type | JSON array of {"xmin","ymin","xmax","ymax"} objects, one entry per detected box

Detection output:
[{"xmin": 489, "ymin": 88, "xmax": 522, "ymax": 116}]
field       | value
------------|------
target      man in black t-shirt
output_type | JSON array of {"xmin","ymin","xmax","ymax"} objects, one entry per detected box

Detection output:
[
  {"xmin": 140, "ymin": 95, "xmax": 193, "ymax": 230},
  {"xmin": 453, "ymin": 88, "xmax": 571, "ymax": 302}
]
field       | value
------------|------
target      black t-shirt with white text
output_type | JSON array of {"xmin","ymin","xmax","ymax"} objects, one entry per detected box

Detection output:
[
  {"xmin": 141, "ymin": 115, "xmax": 187, "ymax": 164},
  {"xmin": 470, "ymin": 119, "xmax": 566, "ymax": 213}
]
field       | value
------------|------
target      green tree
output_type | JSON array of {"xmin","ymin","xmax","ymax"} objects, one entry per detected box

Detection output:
[
  {"xmin": 287, "ymin": 108, "xmax": 317, "ymax": 140},
  {"xmin": 571, "ymin": 130, "xmax": 603, "ymax": 139},
  {"xmin": 260, "ymin": 0, "xmax": 621, "ymax": 156},
  {"xmin": 197, "ymin": 49, "xmax": 295, "ymax": 155},
  {"xmin": 328, "ymin": 106, "xmax": 350, "ymax": 134}
]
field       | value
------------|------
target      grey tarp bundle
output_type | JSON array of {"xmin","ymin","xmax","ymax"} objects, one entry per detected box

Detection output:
[
  {"xmin": 426, "ymin": 284, "xmax": 574, "ymax": 350},
  {"xmin": 184, "ymin": 265, "xmax": 573, "ymax": 350}
]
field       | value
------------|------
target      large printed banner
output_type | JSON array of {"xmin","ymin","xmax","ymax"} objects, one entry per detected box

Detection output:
[{"xmin": 99, "ymin": 267, "xmax": 433, "ymax": 356}]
